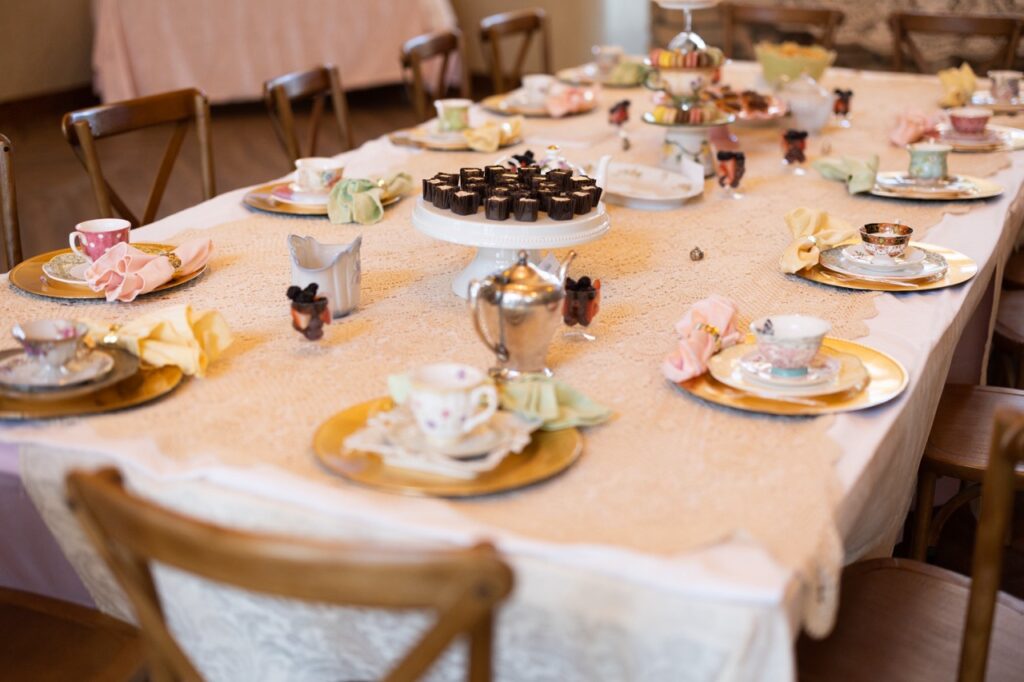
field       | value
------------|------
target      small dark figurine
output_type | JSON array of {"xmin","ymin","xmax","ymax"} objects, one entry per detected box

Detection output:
[
  {"xmin": 690, "ymin": 246, "xmax": 704, "ymax": 261},
  {"xmin": 563, "ymin": 276, "xmax": 601, "ymax": 327},
  {"xmin": 716, "ymin": 151, "xmax": 745, "ymax": 189},
  {"xmin": 608, "ymin": 100, "xmax": 630, "ymax": 126},
  {"xmin": 509, "ymin": 150, "xmax": 537, "ymax": 169},
  {"xmin": 833, "ymin": 89, "xmax": 853, "ymax": 116},
  {"xmin": 782, "ymin": 129, "xmax": 809, "ymax": 165},
  {"xmin": 287, "ymin": 283, "xmax": 331, "ymax": 340}
]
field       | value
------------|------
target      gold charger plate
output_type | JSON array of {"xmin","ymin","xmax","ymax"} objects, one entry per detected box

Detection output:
[
  {"xmin": 313, "ymin": 397, "xmax": 583, "ymax": 498},
  {"xmin": 677, "ymin": 337, "xmax": 908, "ymax": 417},
  {"xmin": 969, "ymin": 91, "xmax": 1024, "ymax": 115},
  {"xmin": 933, "ymin": 124, "xmax": 1024, "ymax": 153},
  {"xmin": 481, "ymin": 92, "xmax": 598, "ymax": 118},
  {"xmin": 242, "ymin": 183, "xmax": 402, "ymax": 216},
  {"xmin": 869, "ymin": 172, "xmax": 1003, "ymax": 201},
  {"xmin": 9, "ymin": 243, "xmax": 206, "ymax": 301},
  {"xmin": 798, "ymin": 241, "xmax": 977, "ymax": 293},
  {"xmin": 0, "ymin": 364, "xmax": 183, "ymax": 420}
]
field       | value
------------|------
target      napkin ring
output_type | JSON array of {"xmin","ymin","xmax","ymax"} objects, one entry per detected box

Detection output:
[
  {"xmin": 164, "ymin": 252, "xmax": 182, "ymax": 270},
  {"xmin": 694, "ymin": 322, "xmax": 722, "ymax": 352}
]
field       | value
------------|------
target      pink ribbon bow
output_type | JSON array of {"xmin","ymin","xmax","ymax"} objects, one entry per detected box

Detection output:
[
  {"xmin": 85, "ymin": 238, "xmax": 212, "ymax": 302},
  {"xmin": 661, "ymin": 295, "xmax": 742, "ymax": 383}
]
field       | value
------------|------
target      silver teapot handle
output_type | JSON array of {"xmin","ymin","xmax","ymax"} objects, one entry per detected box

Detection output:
[{"xmin": 468, "ymin": 279, "xmax": 508, "ymax": 362}]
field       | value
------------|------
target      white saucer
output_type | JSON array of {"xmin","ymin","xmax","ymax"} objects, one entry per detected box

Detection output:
[
  {"xmin": 271, "ymin": 183, "xmax": 330, "ymax": 205},
  {"xmin": 841, "ymin": 244, "xmax": 926, "ymax": 273},
  {"xmin": 708, "ymin": 344, "xmax": 869, "ymax": 398},
  {"xmin": 739, "ymin": 351, "xmax": 839, "ymax": 388},
  {"xmin": 603, "ymin": 162, "xmax": 703, "ymax": 210},
  {"xmin": 42, "ymin": 253, "xmax": 91, "ymax": 285},
  {"xmin": 820, "ymin": 246, "xmax": 949, "ymax": 282},
  {"xmin": 390, "ymin": 419, "xmax": 505, "ymax": 459},
  {"xmin": 0, "ymin": 350, "xmax": 115, "ymax": 389}
]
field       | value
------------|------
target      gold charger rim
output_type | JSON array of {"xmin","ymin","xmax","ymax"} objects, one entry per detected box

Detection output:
[
  {"xmin": 480, "ymin": 93, "xmax": 598, "ymax": 118},
  {"xmin": 797, "ymin": 241, "xmax": 978, "ymax": 292},
  {"xmin": 393, "ymin": 130, "xmax": 524, "ymax": 152},
  {"xmin": 242, "ymin": 183, "xmax": 404, "ymax": 216},
  {"xmin": 8, "ymin": 243, "xmax": 207, "ymax": 300},
  {"xmin": 869, "ymin": 172, "xmax": 1003, "ymax": 201},
  {"xmin": 313, "ymin": 397, "xmax": 583, "ymax": 498},
  {"xmin": 677, "ymin": 337, "xmax": 909, "ymax": 417},
  {"xmin": 0, "ymin": 364, "xmax": 184, "ymax": 420}
]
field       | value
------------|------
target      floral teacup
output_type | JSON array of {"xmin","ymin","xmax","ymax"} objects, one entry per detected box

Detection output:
[
  {"xmin": 12, "ymin": 319, "xmax": 86, "ymax": 375},
  {"xmin": 750, "ymin": 315, "xmax": 831, "ymax": 377},
  {"xmin": 434, "ymin": 98, "xmax": 472, "ymax": 133},
  {"xmin": 294, "ymin": 158, "xmax": 344, "ymax": 193},
  {"xmin": 907, "ymin": 142, "xmax": 952, "ymax": 184},
  {"xmin": 408, "ymin": 363, "xmax": 498, "ymax": 447},
  {"xmin": 988, "ymin": 70, "xmax": 1022, "ymax": 103}
]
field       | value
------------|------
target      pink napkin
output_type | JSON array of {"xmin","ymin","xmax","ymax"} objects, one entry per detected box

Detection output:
[
  {"xmin": 661, "ymin": 295, "xmax": 742, "ymax": 383},
  {"xmin": 85, "ymin": 239, "xmax": 212, "ymax": 302},
  {"xmin": 546, "ymin": 87, "xmax": 594, "ymax": 118},
  {"xmin": 889, "ymin": 110, "xmax": 945, "ymax": 147}
]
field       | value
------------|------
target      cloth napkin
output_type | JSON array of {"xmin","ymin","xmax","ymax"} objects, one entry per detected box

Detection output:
[
  {"xmin": 546, "ymin": 86, "xmax": 594, "ymax": 118},
  {"xmin": 661, "ymin": 295, "xmax": 741, "ymax": 383},
  {"xmin": 85, "ymin": 239, "xmax": 212, "ymax": 303},
  {"xmin": 463, "ymin": 116, "xmax": 523, "ymax": 153},
  {"xmin": 85, "ymin": 304, "xmax": 233, "ymax": 377},
  {"xmin": 889, "ymin": 110, "xmax": 945, "ymax": 146},
  {"xmin": 938, "ymin": 63, "xmax": 976, "ymax": 108},
  {"xmin": 387, "ymin": 373, "xmax": 611, "ymax": 431},
  {"xmin": 779, "ymin": 207, "xmax": 857, "ymax": 274},
  {"xmin": 327, "ymin": 173, "xmax": 412, "ymax": 225},
  {"xmin": 812, "ymin": 155, "xmax": 879, "ymax": 194}
]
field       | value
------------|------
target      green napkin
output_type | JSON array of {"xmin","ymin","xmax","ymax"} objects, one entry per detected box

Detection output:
[
  {"xmin": 387, "ymin": 373, "xmax": 612, "ymax": 432},
  {"xmin": 812, "ymin": 155, "xmax": 879, "ymax": 194},
  {"xmin": 327, "ymin": 172, "xmax": 412, "ymax": 225}
]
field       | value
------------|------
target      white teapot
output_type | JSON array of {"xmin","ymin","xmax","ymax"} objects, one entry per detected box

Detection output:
[{"xmin": 781, "ymin": 73, "xmax": 832, "ymax": 134}]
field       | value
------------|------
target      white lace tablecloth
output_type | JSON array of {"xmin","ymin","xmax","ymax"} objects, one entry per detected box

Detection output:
[{"xmin": 4, "ymin": 63, "xmax": 1024, "ymax": 681}]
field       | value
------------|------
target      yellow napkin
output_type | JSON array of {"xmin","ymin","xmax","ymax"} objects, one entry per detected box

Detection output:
[
  {"xmin": 86, "ymin": 305, "xmax": 233, "ymax": 377},
  {"xmin": 463, "ymin": 116, "xmax": 523, "ymax": 153},
  {"xmin": 938, "ymin": 63, "xmax": 976, "ymax": 107},
  {"xmin": 779, "ymin": 208, "xmax": 858, "ymax": 274}
]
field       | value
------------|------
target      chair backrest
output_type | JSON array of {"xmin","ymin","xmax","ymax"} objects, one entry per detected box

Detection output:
[
  {"xmin": 479, "ymin": 8, "xmax": 552, "ymax": 94},
  {"xmin": 889, "ymin": 12, "xmax": 1022, "ymax": 73},
  {"xmin": 66, "ymin": 467, "xmax": 514, "ymax": 682},
  {"xmin": 400, "ymin": 29, "xmax": 472, "ymax": 123},
  {"xmin": 262, "ymin": 65, "xmax": 353, "ymax": 164},
  {"xmin": 720, "ymin": 2, "xmax": 845, "ymax": 59},
  {"xmin": 958, "ymin": 408, "xmax": 1024, "ymax": 681},
  {"xmin": 0, "ymin": 134, "xmax": 22, "ymax": 271},
  {"xmin": 61, "ymin": 88, "xmax": 215, "ymax": 227}
]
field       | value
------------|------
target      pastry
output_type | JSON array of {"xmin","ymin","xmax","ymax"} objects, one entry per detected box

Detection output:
[
  {"xmin": 485, "ymin": 195, "xmax": 510, "ymax": 220},
  {"xmin": 514, "ymin": 197, "xmax": 539, "ymax": 222}
]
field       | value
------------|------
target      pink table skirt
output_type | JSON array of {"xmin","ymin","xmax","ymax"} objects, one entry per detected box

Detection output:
[{"xmin": 92, "ymin": 0, "xmax": 457, "ymax": 103}]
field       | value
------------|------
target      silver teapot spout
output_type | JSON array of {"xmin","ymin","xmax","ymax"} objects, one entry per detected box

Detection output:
[{"xmin": 557, "ymin": 250, "xmax": 577, "ymax": 283}]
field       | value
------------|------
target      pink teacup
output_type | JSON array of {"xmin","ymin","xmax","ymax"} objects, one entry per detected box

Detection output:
[
  {"xmin": 948, "ymin": 107, "xmax": 990, "ymax": 136},
  {"xmin": 69, "ymin": 218, "xmax": 130, "ymax": 262}
]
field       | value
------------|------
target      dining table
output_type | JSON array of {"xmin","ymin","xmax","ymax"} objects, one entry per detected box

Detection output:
[{"xmin": 1, "ymin": 60, "xmax": 1023, "ymax": 681}]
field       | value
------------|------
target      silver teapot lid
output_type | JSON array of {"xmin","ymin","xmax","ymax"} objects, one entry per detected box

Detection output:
[{"xmin": 485, "ymin": 252, "xmax": 564, "ymax": 307}]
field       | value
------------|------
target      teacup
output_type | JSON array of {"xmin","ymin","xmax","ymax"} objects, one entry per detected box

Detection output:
[
  {"xmin": 644, "ymin": 68, "xmax": 714, "ymax": 101},
  {"xmin": 988, "ymin": 70, "xmax": 1022, "ymax": 102},
  {"xmin": 434, "ymin": 98, "xmax": 472, "ymax": 133},
  {"xmin": 860, "ymin": 223, "xmax": 913, "ymax": 259},
  {"xmin": 750, "ymin": 315, "xmax": 831, "ymax": 377},
  {"xmin": 294, "ymin": 158, "xmax": 344, "ymax": 194},
  {"xmin": 69, "ymin": 218, "xmax": 130, "ymax": 262},
  {"xmin": 521, "ymin": 74, "xmax": 556, "ymax": 106},
  {"xmin": 907, "ymin": 142, "xmax": 952, "ymax": 184},
  {"xmin": 948, "ymin": 107, "xmax": 990, "ymax": 136},
  {"xmin": 12, "ymin": 319, "xmax": 86, "ymax": 375},
  {"xmin": 593, "ymin": 45, "xmax": 625, "ymax": 75},
  {"xmin": 408, "ymin": 363, "xmax": 498, "ymax": 446}
]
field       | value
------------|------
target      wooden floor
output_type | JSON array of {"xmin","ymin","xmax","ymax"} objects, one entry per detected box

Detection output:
[{"xmin": 2, "ymin": 86, "xmax": 420, "ymax": 260}]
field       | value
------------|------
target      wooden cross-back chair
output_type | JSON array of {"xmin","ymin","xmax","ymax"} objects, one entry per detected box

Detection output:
[
  {"xmin": 61, "ymin": 88, "xmax": 215, "ymax": 228},
  {"xmin": 400, "ymin": 29, "xmax": 472, "ymax": 123},
  {"xmin": 262, "ymin": 65, "xmax": 354, "ymax": 164},
  {"xmin": 0, "ymin": 134, "xmax": 23, "ymax": 271},
  {"xmin": 720, "ymin": 2, "xmax": 845, "ymax": 59},
  {"xmin": 479, "ymin": 8, "xmax": 552, "ymax": 94},
  {"xmin": 889, "ymin": 12, "xmax": 1023, "ymax": 73},
  {"xmin": 66, "ymin": 467, "xmax": 514, "ymax": 682},
  {"xmin": 797, "ymin": 409, "xmax": 1024, "ymax": 681}
]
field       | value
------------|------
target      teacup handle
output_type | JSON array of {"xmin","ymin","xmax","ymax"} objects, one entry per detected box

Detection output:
[
  {"xmin": 462, "ymin": 384, "xmax": 498, "ymax": 434},
  {"xmin": 69, "ymin": 231, "xmax": 88, "ymax": 259},
  {"xmin": 642, "ymin": 70, "xmax": 665, "ymax": 92}
]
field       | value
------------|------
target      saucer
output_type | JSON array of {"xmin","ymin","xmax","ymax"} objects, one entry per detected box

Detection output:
[
  {"xmin": 708, "ymin": 343, "xmax": 870, "ymax": 399},
  {"xmin": 271, "ymin": 183, "xmax": 330, "ymax": 205},
  {"xmin": 42, "ymin": 253, "xmax": 91, "ymax": 284},
  {"xmin": 0, "ymin": 349, "xmax": 115, "ymax": 389},
  {"xmin": 870, "ymin": 172, "xmax": 1003, "ymax": 201},
  {"xmin": 841, "ymin": 244, "xmax": 926, "ymax": 272},
  {"xmin": 820, "ymin": 246, "xmax": 949, "ymax": 282},
  {"xmin": 0, "ymin": 347, "xmax": 139, "ymax": 401},
  {"xmin": 389, "ymin": 419, "xmax": 505, "ymax": 459}
]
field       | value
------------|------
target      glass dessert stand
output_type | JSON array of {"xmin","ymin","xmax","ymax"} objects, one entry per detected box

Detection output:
[
  {"xmin": 412, "ymin": 198, "xmax": 611, "ymax": 297},
  {"xmin": 657, "ymin": 0, "xmax": 721, "ymax": 52}
]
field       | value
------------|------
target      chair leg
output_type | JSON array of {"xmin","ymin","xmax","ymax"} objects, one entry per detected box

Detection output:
[{"xmin": 911, "ymin": 469, "xmax": 937, "ymax": 561}]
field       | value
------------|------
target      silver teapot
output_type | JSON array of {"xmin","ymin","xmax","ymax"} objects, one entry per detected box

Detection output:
[{"xmin": 468, "ymin": 251, "xmax": 576, "ymax": 378}]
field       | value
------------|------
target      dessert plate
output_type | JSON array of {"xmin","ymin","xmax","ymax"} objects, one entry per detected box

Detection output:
[
  {"xmin": 271, "ymin": 183, "xmax": 331, "ymax": 205},
  {"xmin": 481, "ymin": 89, "xmax": 598, "ymax": 118},
  {"xmin": 244, "ymin": 182, "xmax": 401, "ymax": 216},
  {"xmin": 0, "ymin": 347, "xmax": 139, "ymax": 401},
  {"xmin": 395, "ymin": 124, "xmax": 523, "ymax": 152},
  {"xmin": 708, "ymin": 344, "xmax": 868, "ymax": 399},
  {"xmin": 969, "ymin": 91, "xmax": 1024, "ymax": 114},
  {"xmin": 870, "ymin": 172, "xmax": 1003, "ymax": 200},
  {"xmin": 0, "ymin": 350, "xmax": 114, "ymax": 389},
  {"xmin": 41, "ymin": 244, "xmax": 172, "ymax": 286},
  {"xmin": 820, "ymin": 246, "xmax": 948, "ymax": 282},
  {"xmin": 642, "ymin": 110, "xmax": 736, "ymax": 128},
  {"xmin": 799, "ymin": 242, "xmax": 977, "ymax": 293},
  {"xmin": 556, "ymin": 61, "xmax": 646, "ymax": 88},
  {"xmin": 840, "ymin": 244, "xmax": 927, "ymax": 272},
  {"xmin": 602, "ymin": 162, "xmax": 703, "ymax": 210}
]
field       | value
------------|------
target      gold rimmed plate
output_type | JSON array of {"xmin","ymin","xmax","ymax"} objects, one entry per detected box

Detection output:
[
  {"xmin": 932, "ymin": 124, "xmax": 1024, "ymax": 153},
  {"xmin": 641, "ymin": 111, "xmax": 736, "ymax": 128},
  {"xmin": 391, "ymin": 128, "xmax": 523, "ymax": 152},
  {"xmin": 0, "ymin": 363, "xmax": 183, "ymax": 420},
  {"xmin": 869, "ymin": 172, "xmax": 1003, "ymax": 201},
  {"xmin": 9, "ymin": 243, "xmax": 206, "ymax": 301},
  {"xmin": 676, "ymin": 337, "xmax": 908, "ymax": 417},
  {"xmin": 313, "ymin": 397, "xmax": 583, "ymax": 497},
  {"xmin": 0, "ymin": 347, "xmax": 140, "ymax": 402},
  {"xmin": 481, "ymin": 91, "xmax": 598, "ymax": 118},
  {"xmin": 243, "ymin": 183, "xmax": 403, "ymax": 216},
  {"xmin": 797, "ymin": 241, "xmax": 977, "ymax": 292}
]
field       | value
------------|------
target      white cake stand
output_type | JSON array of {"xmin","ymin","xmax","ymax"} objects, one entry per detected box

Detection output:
[{"xmin": 412, "ymin": 198, "xmax": 611, "ymax": 297}]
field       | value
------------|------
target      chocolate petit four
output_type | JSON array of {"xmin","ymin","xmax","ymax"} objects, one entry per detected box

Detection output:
[
  {"xmin": 548, "ymin": 195, "xmax": 573, "ymax": 220},
  {"xmin": 460, "ymin": 167, "xmax": 483, "ymax": 185},
  {"xmin": 571, "ymin": 191, "xmax": 593, "ymax": 215},
  {"xmin": 452, "ymin": 190, "xmax": 479, "ymax": 216},
  {"xmin": 485, "ymin": 195, "xmax": 510, "ymax": 220},
  {"xmin": 536, "ymin": 188, "xmax": 554, "ymax": 211},
  {"xmin": 514, "ymin": 197, "xmax": 539, "ymax": 222},
  {"xmin": 546, "ymin": 169, "xmax": 571, "ymax": 190},
  {"xmin": 435, "ymin": 172, "xmax": 459, "ymax": 185},
  {"xmin": 432, "ymin": 184, "xmax": 455, "ymax": 209},
  {"xmin": 484, "ymin": 165, "xmax": 506, "ymax": 184},
  {"xmin": 570, "ymin": 175, "xmax": 593, "ymax": 191}
]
